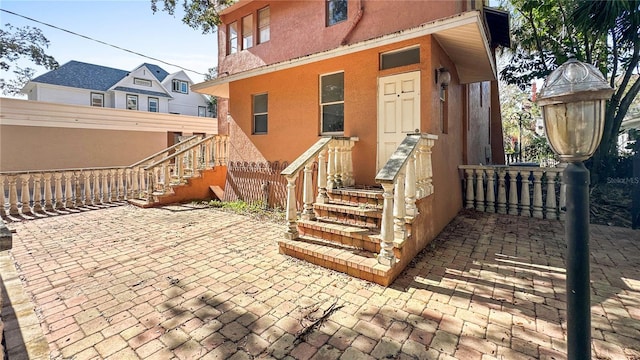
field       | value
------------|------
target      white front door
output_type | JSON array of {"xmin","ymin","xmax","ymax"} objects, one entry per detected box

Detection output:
[{"xmin": 377, "ymin": 71, "xmax": 421, "ymax": 171}]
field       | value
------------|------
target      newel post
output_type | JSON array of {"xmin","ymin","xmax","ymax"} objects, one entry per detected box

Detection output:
[
  {"xmin": 316, "ymin": 150, "xmax": 329, "ymax": 204},
  {"xmin": 284, "ymin": 174, "xmax": 299, "ymax": 239},
  {"xmin": 394, "ymin": 173, "xmax": 406, "ymax": 243},
  {"xmin": 378, "ymin": 182, "xmax": 396, "ymax": 266}
]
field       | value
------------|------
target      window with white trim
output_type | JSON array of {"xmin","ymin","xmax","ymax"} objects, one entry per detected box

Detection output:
[
  {"xmin": 126, "ymin": 94, "xmax": 138, "ymax": 110},
  {"xmin": 228, "ymin": 21, "xmax": 238, "ymax": 54},
  {"xmin": 198, "ymin": 106, "xmax": 207, "ymax": 117},
  {"xmin": 148, "ymin": 97, "xmax": 159, "ymax": 112},
  {"xmin": 172, "ymin": 79, "xmax": 189, "ymax": 94},
  {"xmin": 253, "ymin": 93, "xmax": 268, "ymax": 134},
  {"xmin": 134, "ymin": 78, "xmax": 152, "ymax": 87},
  {"xmin": 326, "ymin": 0, "xmax": 347, "ymax": 26},
  {"xmin": 91, "ymin": 92, "xmax": 104, "ymax": 107},
  {"xmin": 242, "ymin": 14, "xmax": 254, "ymax": 49},
  {"xmin": 320, "ymin": 72, "xmax": 344, "ymax": 134},
  {"xmin": 258, "ymin": 7, "xmax": 270, "ymax": 44}
]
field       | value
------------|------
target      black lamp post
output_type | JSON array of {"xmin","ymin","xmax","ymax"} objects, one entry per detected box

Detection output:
[{"xmin": 537, "ymin": 58, "xmax": 614, "ymax": 360}]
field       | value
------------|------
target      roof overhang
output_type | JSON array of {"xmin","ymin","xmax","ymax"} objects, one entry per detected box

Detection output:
[{"xmin": 193, "ymin": 11, "xmax": 496, "ymax": 98}]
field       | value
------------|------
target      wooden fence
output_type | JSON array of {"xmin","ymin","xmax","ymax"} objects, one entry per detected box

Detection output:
[{"xmin": 223, "ymin": 161, "xmax": 318, "ymax": 209}]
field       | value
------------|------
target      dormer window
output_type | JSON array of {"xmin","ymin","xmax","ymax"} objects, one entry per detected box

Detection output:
[
  {"xmin": 327, "ymin": 0, "xmax": 347, "ymax": 26},
  {"xmin": 134, "ymin": 78, "xmax": 152, "ymax": 87},
  {"xmin": 172, "ymin": 80, "xmax": 189, "ymax": 94}
]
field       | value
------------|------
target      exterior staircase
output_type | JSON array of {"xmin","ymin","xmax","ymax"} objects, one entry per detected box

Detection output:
[{"xmin": 278, "ymin": 186, "xmax": 398, "ymax": 284}]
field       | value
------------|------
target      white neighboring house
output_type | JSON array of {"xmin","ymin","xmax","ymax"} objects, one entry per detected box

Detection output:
[{"xmin": 21, "ymin": 61, "xmax": 212, "ymax": 117}]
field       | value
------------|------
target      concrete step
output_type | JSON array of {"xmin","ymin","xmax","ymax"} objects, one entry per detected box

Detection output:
[
  {"xmin": 297, "ymin": 219, "xmax": 380, "ymax": 253},
  {"xmin": 313, "ymin": 203, "xmax": 382, "ymax": 229},
  {"xmin": 327, "ymin": 186, "xmax": 384, "ymax": 208},
  {"xmin": 278, "ymin": 236, "xmax": 394, "ymax": 286}
]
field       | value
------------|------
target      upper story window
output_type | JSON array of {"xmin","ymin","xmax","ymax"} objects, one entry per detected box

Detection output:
[
  {"xmin": 258, "ymin": 7, "xmax": 270, "ymax": 44},
  {"xmin": 91, "ymin": 92, "xmax": 104, "ymax": 107},
  {"xmin": 148, "ymin": 97, "xmax": 159, "ymax": 113},
  {"xmin": 327, "ymin": 0, "xmax": 347, "ymax": 26},
  {"xmin": 242, "ymin": 14, "xmax": 254, "ymax": 49},
  {"xmin": 320, "ymin": 72, "xmax": 344, "ymax": 134},
  {"xmin": 228, "ymin": 21, "xmax": 238, "ymax": 54},
  {"xmin": 198, "ymin": 106, "xmax": 207, "ymax": 117},
  {"xmin": 126, "ymin": 94, "xmax": 138, "ymax": 110},
  {"xmin": 253, "ymin": 93, "xmax": 268, "ymax": 134},
  {"xmin": 134, "ymin": 78, "xmax": 152, "ymax": 87},
  {"xmin": 172, "ymin": 79, "xmax": 189, "ymax": 94}
]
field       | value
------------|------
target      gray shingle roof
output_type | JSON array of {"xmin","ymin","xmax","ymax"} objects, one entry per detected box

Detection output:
[
  {"xmin": 30, "ymin": 60, "xmax": 172, "ymax": 91},
  {"xmin": 30, "ymin": 60, "xmax": 129, "ymax": 91},
  {"xmin": 112, "ymin": 86, "xmax": 172, "ymax": 98},
  {"xmin": 139, "ymin": 63, "xmax": 170, "ymax": 82}
]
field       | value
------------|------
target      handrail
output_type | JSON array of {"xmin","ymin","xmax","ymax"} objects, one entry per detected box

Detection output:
[
  {"xmin": 281, "ymin": 136, "xmax": 357, "ymax": 178},
  {"xmin": 0, "ymin": 166, "xmax": 129, "ymax": 176},
  {"xmin": 129, "ymin": 135, "xmax": 200, "ymax": 168},
  {"xmin": 375, "ymin": 133, "xmax": 438, "ymax": 184},
  {"xmin": 144, "ymin": 135, "xmax": 216, "ymax": 170}
]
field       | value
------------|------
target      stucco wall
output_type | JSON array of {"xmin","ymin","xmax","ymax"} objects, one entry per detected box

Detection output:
[
  {"xmin": 0, "ymin": 98, "xmax": 218, "ymax": 172},
  {"xmin": 218, "ymin": 0, "xmax": 464, "ymax": 75}
]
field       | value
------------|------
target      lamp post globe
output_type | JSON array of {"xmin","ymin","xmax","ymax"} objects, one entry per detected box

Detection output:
[{"xmin": 537, "ymin": 57, "xmax": 613, "ymax": 360}]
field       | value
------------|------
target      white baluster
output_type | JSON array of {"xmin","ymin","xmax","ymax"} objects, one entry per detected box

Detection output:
[
  {"xmin": 327, "ymin": 143, "xmax": 336, "ymax": 190},
  {"xmin": 214, "ymin": 136, "xmax": 222, "ymax": 166},
  {"xmin": 74, "ymin": 171, "xmax": 83, "ymax": 206},
  {"xmin": 520, "ymin": 170, "xmax": 531, "ymax": 217},
  {"xmin": 192, "ymin": 148, "xmax": 198, "ymax": 175},
  {"xmin": 163, "ymin": 164, "xmax": 171, "ymax": 192},
  {"xmin": 205, "ymin": 140, "xmax": 212, "ymax": 168},
  {"xmin": 130, "ymin": 168, "xmax": 139, "ymax": 199},
  {"xmin": 284, "ymin": 175, "xmax": 299, "ymax": 239},
  {"xmin": 302, "ymin": 163, "xmax": 315, "ymax": 220},
  {"xmin": 507, "ymin": 169, "xmax": 518, "ymax": 215},
  {"xmin": 394, "ymin": 172, "xmax": 406, "ymax": 243},
  {"xmin": 43, "ymin": 173, "xmax": 54, "ymax": 211},
  {"xmin": 54, "ymin": 173, "xmax": 64, "ymax": 209},
  {"xmin": 532, "ymin": 170, "xmax": 544, "ymax": 218},
  {"xmin": 146, "ymin": 171, "xmax": 154, "ymax": 204},
  {"xmin": 378, "ymin": 182, "xmax": 396, "ymax": 266},
  {"xmin": 0, "ymin": 175, "xmax": 6, "ymax": 217},
  {"xmin": 465, "ymin": 169, "xmax": 475, "ymax": 209},
  {"xmin": 496, "ymin": 168, "xmax": 507, "ymax": 214},
  {"xmin": 177, "ymin": 154, "xmax": 185, "ymax": 183},
  {"xmin": 108, "ymin": 169, "xmax": 116, "ymax": 202},
  {"xmin": 545, "ymin": 170, "xmax": 558, "ymax": 220},
  {"xmin": 117, "ymin": 169, "xmax": 125, "ymax": 201},
  {"xmin": 33, "ymin": 174, "xmax": 43, "ymax": 213},
  {"xmin": 334, "ymin": 142, "xmax": 342, "ymax": 188},
  {"xmin": 345, "ymin": 140, "xmax": 355, "ymax": 186},
  {"xmin": 84, "ymin": 171, "xmax": 92, "ymax": 205},
  {"xmin": 64, "ymin": 172, "xmax": 74, "ymax": 209},
  {"xmin": 486, "ymin": 168, "xmax": 495, "ymax": 213},
  {"xmin": 93, "ymin": 170, "xmax": 102, "ymax": 204},
  {"xmin": 424, "ymin": 141, "xmax": 434, "ymax": 196},
  {"xmin": 405, "ymin": 155, "xmax": 417, "ymax": 217},
  {"xmin": 475, "ymin": 168, "xmax": 485, "ymax": 212},
  {"xmin": 416, "ymin": 146, "xmax": 426, "ymax": 199},
  {"xmin": 316, "ymin": 150, "xmax": 328, "ymax": 204},
  {"xmin": 102, "ymin": 170, "xmax": 110, "ymax": 204},
  {"xmin": 8, "ymin": 176, "xmax": 19, "ymax": 215},
  {"xmin": 20, "ymin": 174, "xmax": 32, "ymax": 214}
]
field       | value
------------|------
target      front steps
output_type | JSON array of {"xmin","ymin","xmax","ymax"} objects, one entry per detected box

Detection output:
[{"xmin": 278, "ymin": 186, "xmax": 403, "ymax": 286}]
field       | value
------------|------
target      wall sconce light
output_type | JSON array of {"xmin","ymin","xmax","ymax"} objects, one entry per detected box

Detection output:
[{"xmin": 435, "ymin": 67, "xmax": 451, "ymax": 89}]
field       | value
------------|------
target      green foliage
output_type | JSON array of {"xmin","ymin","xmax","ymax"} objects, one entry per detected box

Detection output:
[
  {"xmin": 0, "ymin": 23, "xmax": 59, "ymax": 95},
  {"xmin": 150, "ymin": 0, "xmax": 234, "ymax": 34},
  {"xmin": 501, "ymin": 0, "xmax": 640, "ymax": 182},
  {"xmin": 205, "ymin": 199, "xmax": 285, "ymax": 223}
]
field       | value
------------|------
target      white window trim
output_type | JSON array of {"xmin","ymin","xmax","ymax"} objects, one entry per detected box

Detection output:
[
  {"xmin": 126, "ymin": 94, "xmax": 138, "ymax": 110},
  {"xmin": 253, "ymin": 93, "xmax": 268, "ymax": 134},
  {"xmin": 148, "ymin": 97, "xmax": 159, "ymax": 113},
  {"xmin": 134, "ymin": 78, "xmax": 152, "ymax": 87},
  {"xmin": 91, "ymin": 92, "xmax": 104, "ymax": 107},
  {"xmin": 319, "ymin": 71, "xmax": 345, "ymax": 135},
  {"xmin": 258, "ymin": 6, "xmax": 270, "ymax": 44}
]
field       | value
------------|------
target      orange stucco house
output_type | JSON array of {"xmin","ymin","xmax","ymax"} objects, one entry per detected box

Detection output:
[{"xmin": 194, "ymin": 0, "xmax": 510, "ymax": 285}]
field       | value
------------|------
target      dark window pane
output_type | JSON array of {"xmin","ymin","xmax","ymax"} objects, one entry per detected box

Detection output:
[
  {"xmin": 327, "ymin": 0, "xmax": 347, "ymax": 26},
  {"xmin": 381, "ymin": 47, "xmax": 420, "ymax": 70},
  {"xmin": 321, "ymin": 72, "xmax": 344, "ymax": 103},
  {"xmin": 322, "ymin": 103, "xmax": 344, "ymax": 133},
  {"xmin": 254, "ymin": 94, "xmax": 268, "ymax": 113},
  {"xmin": 254, "ymin": 114, "xmax": 268, "ymax": 133}
]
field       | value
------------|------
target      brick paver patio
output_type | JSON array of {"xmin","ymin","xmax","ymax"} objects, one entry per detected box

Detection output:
[{"xmin": 1, "ymin": 205, "xmax": 640, "ymax": 359}]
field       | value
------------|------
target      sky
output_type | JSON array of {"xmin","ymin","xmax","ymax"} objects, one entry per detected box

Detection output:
[{"xmin": 0, "ymin": 0, "xmax": 219, "ymax": 97}]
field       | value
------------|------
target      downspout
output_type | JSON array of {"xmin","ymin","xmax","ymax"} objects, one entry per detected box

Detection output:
[{"xmin": 340, "ymin": 0, "xmax": 364, "ymax": 46}]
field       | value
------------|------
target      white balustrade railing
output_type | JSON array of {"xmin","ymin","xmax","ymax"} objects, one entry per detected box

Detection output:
[
  {"xmin": 0, "ymin": 167, "xmax": 129, "ymax": 217},
  {"xmin": 0, "ymin": 135, "xmax": 229, "ymax": 216},
  {"xmin": 374, "ymin": 133, "xmax": 438, "ymax": 266},
  {"xmin": 280, "ymin": 137, "xmax": 359, "ymax": 239},
  {"xmin": 140, "ymin": 135, "xmax": 229, "ymax": 204},
  {"xmin": 459, "ymin": 164, "xmax": 566, "ymax": 220}
]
